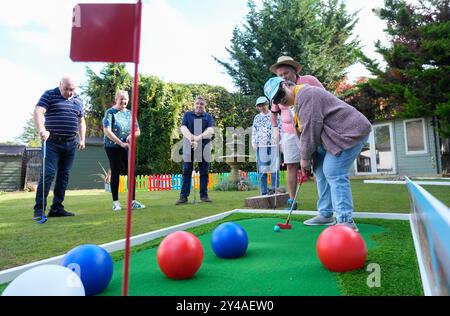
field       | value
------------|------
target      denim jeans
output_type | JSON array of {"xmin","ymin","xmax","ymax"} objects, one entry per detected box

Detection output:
[
  {"xmin": 259, "ymin": 172, "xmax": 280, "ymax": 195},
  {"xmin": 257, "ymin": 146, "xmax": 280, "ymax": 195},
  {"xmin": 34, "ymin": 139, "xmax": 77, "ymax": 215},
  {"xmin": 181, "ymin": 161, "xmax": 210, "ymax": 198},
  {"xmin": 313, "ymin": 137, "xmax": 367, "ymax": 223}
]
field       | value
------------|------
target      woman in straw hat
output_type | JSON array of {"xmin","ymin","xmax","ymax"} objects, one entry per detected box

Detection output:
[{"xmin": 269, "ymin": 56, "xmax": 324, "ymax": 210}]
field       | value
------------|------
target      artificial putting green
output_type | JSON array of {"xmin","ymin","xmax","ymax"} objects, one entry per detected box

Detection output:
[{"xmin": 100, "ymin": 217, "xmax": 384, "ymax": 296}]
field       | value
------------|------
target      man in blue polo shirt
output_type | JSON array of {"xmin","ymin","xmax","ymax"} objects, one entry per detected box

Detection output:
[
  {"xmin": 176, "ymin": 96, "xmax": 215, "ymax": 205},
  {"xmin": 33, "ymin": 76, "xmax": 86, "ymax": 222}
]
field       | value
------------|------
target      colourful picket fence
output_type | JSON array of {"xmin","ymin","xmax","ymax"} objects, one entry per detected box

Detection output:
[{"xmin": 117, "ymin": 170, "xmax": 287, "ymax": 193}]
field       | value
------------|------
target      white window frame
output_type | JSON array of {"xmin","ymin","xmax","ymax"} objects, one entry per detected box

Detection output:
[
  {"xmin": 373, "ymin": 122, "xmax": 397, "ymax": 175},
  {"xmin": 403, "ymin": 118, "xmax": 428, "ymax": 155},
  {"xmin": 355, "ymin": 129, "xmax": 377, "ymax": 175},
  {"xmin": 355, "ymin": 123, "xmax": 396, "ymax": 175}
]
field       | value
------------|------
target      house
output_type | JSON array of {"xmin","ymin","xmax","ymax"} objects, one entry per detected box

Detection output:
[
  {"xmin": 0, "ymin": 145, "xmax": 26, "ymax": 191},
  {"xmin": 352, "ymin": 117, "xmax": 444, "ymax": 176}
]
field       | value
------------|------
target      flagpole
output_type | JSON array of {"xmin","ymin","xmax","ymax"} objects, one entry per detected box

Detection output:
[{"xmin": 122, "ymin": 0, "xmax": 142, "ymax": 297}]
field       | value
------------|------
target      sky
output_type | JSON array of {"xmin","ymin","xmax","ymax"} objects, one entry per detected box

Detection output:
[{"xmin": 0, "ymin": 0, "xmax": 389, "ymax": 143}]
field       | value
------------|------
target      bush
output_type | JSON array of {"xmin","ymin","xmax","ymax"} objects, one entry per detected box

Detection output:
[{"xmin": 214, "ymin": 178, "xmax": 256, "ymax": 192}]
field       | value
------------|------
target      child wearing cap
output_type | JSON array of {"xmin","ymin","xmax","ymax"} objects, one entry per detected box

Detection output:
[{"xmin": 252, "ymin": 96, "xmax": 281, "ymax": 195}]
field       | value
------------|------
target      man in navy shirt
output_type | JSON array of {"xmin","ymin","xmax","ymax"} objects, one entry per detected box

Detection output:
[
  {"xmin": 176, "ymin": 96, "xmax": 215, "ymax": 204},
  {"xmin": 33, "ymin": 76, "xmax": 86, "ymax": 222}
]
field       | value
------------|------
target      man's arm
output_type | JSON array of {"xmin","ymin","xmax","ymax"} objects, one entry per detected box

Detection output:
[
  {"xmin": 34, "ymin": 106, "xmax": 49, "ymax": 141},
  {"xmin": 180, "ymin": 125, "xmax": 194, "ymax": 141},
  {"xmin": 200, "ymin": 127, "xmax": 214, "ymax": 139},
  {"xmin": 271, "ymin": 112, "xmax": 280, "ymax": 144},
  {"xmin": 78, "ymin": 117, "xmax": 86, "ymax": 150}
]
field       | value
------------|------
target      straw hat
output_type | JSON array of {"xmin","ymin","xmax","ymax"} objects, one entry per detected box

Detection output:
[{"xmin": 270, "ymin": 56, "xmax": 302, "ymax": 74}]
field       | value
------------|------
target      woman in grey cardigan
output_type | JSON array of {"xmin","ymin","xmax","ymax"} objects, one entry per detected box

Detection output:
[{"xmin": 264, "ymin": 77, "xmax": 372, "ymax": 231}]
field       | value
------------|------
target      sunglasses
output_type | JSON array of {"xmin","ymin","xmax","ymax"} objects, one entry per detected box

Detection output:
[{"xmin": 273, "ymin": 84, "xmax": 287, "ymax": 104}]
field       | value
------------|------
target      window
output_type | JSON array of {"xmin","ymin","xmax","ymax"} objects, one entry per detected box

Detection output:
[{"xmin": 404, "ymin": 119, "xmax": 427, "ymax": 154}]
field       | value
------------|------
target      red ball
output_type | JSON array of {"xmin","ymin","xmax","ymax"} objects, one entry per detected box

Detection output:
[
  {"xmin": 157, "ymin": 231, "xmax": 204, "ymax": 279},
  {"xmin": 316, "ymin": 225, "xmax": 367, "ymax": 272}
]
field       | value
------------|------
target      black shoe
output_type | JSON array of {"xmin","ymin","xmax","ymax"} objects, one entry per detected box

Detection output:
[
  {"xmin": 47, "ymin": 209, "xmax": 75, "ymax": 217},
  {"xmin": 200, "ymin": 196, "xmax": 212, "ymax": 203},
  {"xmin": 175, "ymin": 197, "xmax": 188, "ymax": 205},
  {"xmin": 268, "ymin": 189, "xmax": 276, "ymax": 195}
]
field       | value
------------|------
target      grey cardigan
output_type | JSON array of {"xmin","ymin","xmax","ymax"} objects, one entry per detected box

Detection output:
[{"xmin": 295, "ymin": 85, "xmax": 372, "ymax": 160}]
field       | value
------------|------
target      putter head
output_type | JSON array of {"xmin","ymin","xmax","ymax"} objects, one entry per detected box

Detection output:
[
  {"xmin": 277, "ymin": 222, "xmax": 292, "ymax": 230},
  {"xmin": 34, "ymin": 215, "xmax": 48, "ymax": 224}
]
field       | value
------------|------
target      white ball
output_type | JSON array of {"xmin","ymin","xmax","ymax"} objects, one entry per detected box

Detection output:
[{"xmin": 2, "ymin": 265, "xmax": 85, "ymax": 296}]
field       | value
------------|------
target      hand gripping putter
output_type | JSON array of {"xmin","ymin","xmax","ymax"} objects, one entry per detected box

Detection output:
[{"xmin": 277, "ymin": 170, "xmax": 308, "ymax": 230}]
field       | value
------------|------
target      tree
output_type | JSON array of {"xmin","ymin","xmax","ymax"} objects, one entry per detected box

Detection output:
[
  {"xmin": 18, "ymin": 114, "xmax": 40, "ymax": 147},
  {"xmin": 215, "ymin": 0, "xmax": 361, "ymax": 94},
  {"xmin": 360, "ymin": 0, "xmax": 450, "ymax": 136},
  {"xmin": 83, "ymin": 64, "xmax": 261, "ymax": 174},
  {"xmin": 83, "ymin": 63, "xmax": 133, "ymax": 137}
]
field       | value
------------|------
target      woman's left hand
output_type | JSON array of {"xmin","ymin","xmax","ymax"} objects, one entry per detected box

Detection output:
[{"xmin": 300, "ymin": 159, "xmax": 311, "ymax": 174}]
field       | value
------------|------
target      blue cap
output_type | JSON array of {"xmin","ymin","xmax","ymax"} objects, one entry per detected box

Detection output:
[
  {"xmin": 264, "ymin": 77, "xmax": 284, "ymax": 103},
  {"xmin": 255, "ymin": 96, "xmax": 268, "ymax": 106}
]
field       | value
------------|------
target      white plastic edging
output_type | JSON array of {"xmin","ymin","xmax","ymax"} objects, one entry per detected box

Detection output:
[
  {"xmin": 0, "ymin": 209, "xmax": 409, "ymax": 285},
  {"xmin": 0, "ymin": 210, "xmax": 235, "ymax": 284},
  {"xmin": 364, "ymin": 180, "xmax": 450, "ymax": 186},
  {"xmin": 236, "ymin": 209, "xmax": 409, "ymax": 220},
  {"xmin": 409, "ymin": 214, "xmax": 433, "ymax": 296}
]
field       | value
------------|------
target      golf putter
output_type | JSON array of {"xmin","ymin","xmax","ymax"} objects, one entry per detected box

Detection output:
[
  {"xmin": 37, "ymin": 140, "xmax": 48, "ymax": 224},
  {"xmin": 274, "ymin": 145, "xmax": 280, "ymax": 208},
  {"xmin": 192, "ymin": 166, "xmax": 197, "ymax": 204},
  {"xmin": 256, "ymin": 149, "xmax": 262, "ymax": 196},
  {"xmin": 277, "ymin": 170, "xmax": 308, "ymax": 230}
]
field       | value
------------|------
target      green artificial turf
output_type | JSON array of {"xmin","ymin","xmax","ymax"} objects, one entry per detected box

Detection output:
[
  {"xmin": 0, "ymin": 213, "xmax": 424, "ymax": 296},
  {"xmin": 98, "ymin": 213, "xmax": 423, "ymax": 296}
]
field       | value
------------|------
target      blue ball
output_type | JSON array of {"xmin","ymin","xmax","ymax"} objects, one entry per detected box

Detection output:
[
  {"xmin": 211, "ymin": 222, "xmax": 248, "ymax": 259},
  {"xmin": 61, "ymin": 244, "xmax": 113, "ymax": 296},
  {"xmin": 274, "ymin": 225, "xmax": 280, "ymax": 232}
]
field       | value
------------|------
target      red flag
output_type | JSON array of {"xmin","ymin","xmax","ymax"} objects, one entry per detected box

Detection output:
[{"xmin": 70, "ymin": 3, "xmax": 139, "ymax": 62}]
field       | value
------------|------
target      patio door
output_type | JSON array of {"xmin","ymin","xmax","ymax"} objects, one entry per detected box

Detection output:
[{"xmin": 355, "ymin": 123, "xmax": 396, "ymax": 175}]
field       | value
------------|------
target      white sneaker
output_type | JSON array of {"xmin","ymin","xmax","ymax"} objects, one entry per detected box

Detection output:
[{"xmin": 112, "ymin": 202, "xmax": 122, "ymax": 211}]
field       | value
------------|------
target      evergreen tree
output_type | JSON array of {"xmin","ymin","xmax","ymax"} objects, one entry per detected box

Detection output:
[
  {"xmin": 18, "ymin": 114, "xmax": 40, "ymax": 147},
  {"xmin": 215, "ymin": 0, "xmax": 361, "ymax": 94},
  {"xmin": 360, "ymin": 0, "xmax": 450, "ymax": 136}
]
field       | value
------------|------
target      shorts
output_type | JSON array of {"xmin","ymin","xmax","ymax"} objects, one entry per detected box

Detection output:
[{"xmin": 281, "ymin": 133, "xmax": 300, "ymax": 164}]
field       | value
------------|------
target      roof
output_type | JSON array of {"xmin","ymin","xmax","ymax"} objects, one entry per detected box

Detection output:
[
  {"xmin": 86, "ymin": 137, "xmax": 104, "ymax": 145},
  {"xmin": 0, "ymin": 145, "xmax": 26, "ymax": 156}
]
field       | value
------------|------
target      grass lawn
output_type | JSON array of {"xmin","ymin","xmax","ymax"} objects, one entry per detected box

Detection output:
[
  {"xmin": 0, "ymin": 180, "xmax": 448, "ymax": 273},
  {"xmin": 0, "ymin": 212, "xmax": 423, "ymax": 296}
]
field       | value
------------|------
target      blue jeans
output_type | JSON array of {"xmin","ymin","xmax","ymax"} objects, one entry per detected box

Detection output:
[
  {"xmin": 34, "ymin": 139, "xmax": 77, "ymax": 216},
  {"xmin": 259, "ymin": 172, "xmax": 279, "ymax": 195},
  {"xmin": 257, "ymin": 147, "xmax": 279, "ymax": 195},
  {"xmin": 313, "ymin": 137, "xmax": 367, "ymax": 223},
  {"xmin": 181, "ymin": 161, "xmax": 210, "ymax": 198}
]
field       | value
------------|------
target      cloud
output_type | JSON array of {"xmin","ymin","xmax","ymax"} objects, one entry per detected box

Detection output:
[
  {"xmin": 0, "ymin": 58, "xmax": 55, "ymax": 143},
  {"xmin": 139, "ymin": 0, "xmax": 238, "ymax": 91}
]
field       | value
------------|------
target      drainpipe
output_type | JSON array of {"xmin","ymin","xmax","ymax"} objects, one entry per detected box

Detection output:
[{"xmin": 432, "ymin": 116, "xmax": 441, "ymax": 174}]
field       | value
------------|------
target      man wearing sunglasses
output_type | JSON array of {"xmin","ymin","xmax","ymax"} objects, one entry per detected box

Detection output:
[{"xmin": 264, "ymin": 77, "xmax": 371, "ymax": 232}]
